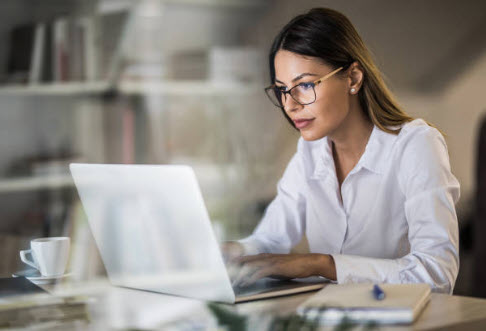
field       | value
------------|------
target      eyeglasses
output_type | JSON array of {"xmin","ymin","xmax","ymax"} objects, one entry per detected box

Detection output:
[{"xmin": 264, "ymin": 66, "xmax": 344, "ymax": 108}]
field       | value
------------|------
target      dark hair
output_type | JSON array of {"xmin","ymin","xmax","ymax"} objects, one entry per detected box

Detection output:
[{"xmin": 269, "ymin": 8, "xmax": 415, "ymax": 133}]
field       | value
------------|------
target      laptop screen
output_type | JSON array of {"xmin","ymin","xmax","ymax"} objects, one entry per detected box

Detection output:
[{"xmin": 70, "ymin": 164, "xmax": 235, "ymax": 303}]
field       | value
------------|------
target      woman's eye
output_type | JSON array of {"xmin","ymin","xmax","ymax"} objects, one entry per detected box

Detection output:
[
  {"xmin": 276, "ymin": 86, "xmax": 287, "ymax": 92},
  {"xmin": 298, "ymin": 82, "xmax": 314, "ymax": 90}
]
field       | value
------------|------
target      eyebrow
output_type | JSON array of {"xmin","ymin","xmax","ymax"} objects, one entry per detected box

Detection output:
[{"xmin": 275, "ymin": 73, "xmax": 319, "ymax": 85}]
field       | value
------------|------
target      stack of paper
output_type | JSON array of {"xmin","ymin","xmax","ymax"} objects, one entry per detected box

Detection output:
[{"xmin": 297, "ymin": 283, "xmax": 431, "ymax": 325}]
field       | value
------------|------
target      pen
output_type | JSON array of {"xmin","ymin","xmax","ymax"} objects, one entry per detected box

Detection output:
[{"xmin": 372, "ymin": 284, "xmax": 386, "ymax": 300}]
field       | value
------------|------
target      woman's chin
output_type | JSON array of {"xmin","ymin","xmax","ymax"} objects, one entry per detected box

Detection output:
[{"xmin": 300, "ymin": 129, "xmax": 327, "ymax": 141}]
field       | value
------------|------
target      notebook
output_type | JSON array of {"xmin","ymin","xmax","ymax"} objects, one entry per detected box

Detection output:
[{"xmin": 297, "ymin": 283, "xmax": 431, "ymax": 325}]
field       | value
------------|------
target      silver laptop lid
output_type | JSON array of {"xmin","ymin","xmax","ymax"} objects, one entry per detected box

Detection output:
[{"xmin": 70, "ymin": 163, "xmax": 235, "ymax": 303}]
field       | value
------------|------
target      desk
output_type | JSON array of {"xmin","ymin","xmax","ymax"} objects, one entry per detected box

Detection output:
[
  {"xmin": 235, "ymin": 291, "xmax": 486, "ymax": 330},
  {"xmin": 17, "ymin": 279, "xmax": 486, "ymax": 330}
]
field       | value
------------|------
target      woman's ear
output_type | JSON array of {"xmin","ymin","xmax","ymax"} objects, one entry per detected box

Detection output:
[{"xmin": 348, "ymin": 62, "xmax": 364, "ymax": 94}]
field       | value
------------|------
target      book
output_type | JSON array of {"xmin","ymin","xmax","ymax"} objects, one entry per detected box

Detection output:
[
  {"xmin": 7, "ymin": 23, "xmax": 36, "ymax": 83},
  {"xmin": 69, "ymin": 18, "xmax": 86, "ymax": 81},
  {"xmin": 41, "ymin": 22, "xmax": 54, "ymax": 82},
  {"xmin": 99, "ymin": 10, "xmax": 129, "ymax": 80},
  {"xmin": 53, "ymin": 17, "xmax": 70, "ymax": 82},
  {"xmin": 29, "ymin": 23, "xmax": 46, "ymax": 84},
  {"xmin": 79, "ymin": 16, "xmax": 99, "ymax": 81},
  {"xmin": 297, "ymin": 283, "xmax": 431, "ymax": 325}
]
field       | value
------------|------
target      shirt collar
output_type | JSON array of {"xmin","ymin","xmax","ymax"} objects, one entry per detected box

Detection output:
[{"xmin": 311, "ymin": 124, "xmax": 397, "ymax": 180}]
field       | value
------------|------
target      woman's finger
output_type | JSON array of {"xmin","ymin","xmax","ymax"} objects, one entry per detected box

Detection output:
[
  {"xmin": 221, "ymin": 241, "xmax": 244, "ymax": 264},
  {"xmin": 244, "ymin": 266, "xmax": 275, "ymax": 286},
  {"xmin": 231, "ymin": 257, "xmax": 275, "ymax": 287},
  {"xmin": 231, "ymin": 262, "xmax": 258, "ymax": 287}
]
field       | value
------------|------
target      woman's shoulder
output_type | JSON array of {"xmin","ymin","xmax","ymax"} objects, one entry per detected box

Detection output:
[
  {"xmin": 394, "ymin": 118, "xmax": 446, "ymax": 150},
  {"xmin": 393, "ymin": 118, "xmax": 451, "ymax": 177},
  {"xmin": 392, "ymin": 120, "xmax": 458, "ymax": 197},
  {"xmin": 398, "ymin": 118, "xmax": 441, "ymax": 136}
]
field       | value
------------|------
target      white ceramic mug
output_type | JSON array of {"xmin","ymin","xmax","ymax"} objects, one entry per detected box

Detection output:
[{"xmin": 20, "ymin": 237, "xmax": 70, "ymax": 277}]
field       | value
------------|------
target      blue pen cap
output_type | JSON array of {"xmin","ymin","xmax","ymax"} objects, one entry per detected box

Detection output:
[{"xmin": 372, "ymin": 284, "xmax": 386, "ymax": 300}]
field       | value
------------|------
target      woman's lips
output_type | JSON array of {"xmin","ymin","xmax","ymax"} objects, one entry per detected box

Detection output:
[{"xmin": 293, "ymin": 118, "xmax": 315, "ymax": 129}]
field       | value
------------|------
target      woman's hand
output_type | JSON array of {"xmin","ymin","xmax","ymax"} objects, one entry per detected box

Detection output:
[
  {"xmin": 231, "ymin": 253, "xmax": 336, "ymax": 287},
  {"xmin": 220, "ymin": 241, "xmax": 245, "ymax": 264}
]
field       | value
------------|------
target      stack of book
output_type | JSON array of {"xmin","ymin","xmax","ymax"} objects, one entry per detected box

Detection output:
[{"xmin": 5, "ymin": 11, "xmax": 128, "ymax": 85}]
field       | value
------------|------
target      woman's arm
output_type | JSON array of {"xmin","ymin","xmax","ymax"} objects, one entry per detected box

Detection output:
[{"xmin": 231, "ymin": 253, "xmax": 336, "ymax": 287}]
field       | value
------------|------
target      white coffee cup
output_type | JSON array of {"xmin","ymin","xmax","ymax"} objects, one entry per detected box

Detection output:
[{"xmin": 20, "ymin": 237, "xmax": 70, "ymax": 277}]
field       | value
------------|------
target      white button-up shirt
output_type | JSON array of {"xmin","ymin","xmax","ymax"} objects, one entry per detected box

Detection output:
[{"xmin": 239, "ymin": 119, "xmax": 460, "ymax": 294}]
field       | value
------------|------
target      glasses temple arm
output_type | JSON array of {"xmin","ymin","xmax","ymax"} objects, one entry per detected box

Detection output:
[{"xmin": 314, "ymin": 66, "xmax": 344, "ymax": 85}]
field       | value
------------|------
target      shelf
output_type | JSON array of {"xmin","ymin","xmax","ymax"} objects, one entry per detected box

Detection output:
[
  {"xmin": 0, "ymin": 175, "xmax": 74, "ymax": 193},
  {"xmin": 0, "ymin": 80, "xmax": 262, "ymax": 97},
  {"xmin": 98, "ymin": 0, "xmax": 264, "ymax": 13},
  {"xmin": 118, "ymin": 80, "xmax": 262, "ymax": 96},
  {"xmin": 0, "ymin": 82, "xmax": 109, "ymax": 96}
]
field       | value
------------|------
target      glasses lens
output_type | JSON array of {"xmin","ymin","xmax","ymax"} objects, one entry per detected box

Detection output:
[
  {"xmin": 290, "ymin": 83, "xmax": 316, "ymax": 105},
  {"xmin": 265, "ymin": 87, "xmax": 283, "ymax": 107}
]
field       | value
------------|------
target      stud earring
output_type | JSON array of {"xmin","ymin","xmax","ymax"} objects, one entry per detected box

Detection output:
[{"xmin": 350, "ymin": 88, "xmax": 356, "ymax": 93}]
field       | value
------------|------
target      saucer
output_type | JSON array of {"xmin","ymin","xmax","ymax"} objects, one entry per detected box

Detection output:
[{"xmin": 12, "ymin": 269, "xmax": 72, "ymax": 285}]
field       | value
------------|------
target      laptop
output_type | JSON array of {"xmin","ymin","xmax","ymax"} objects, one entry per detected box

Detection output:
[{"xmin": 70, "ymin": 163, "xmax": 326, "ymax": 303}]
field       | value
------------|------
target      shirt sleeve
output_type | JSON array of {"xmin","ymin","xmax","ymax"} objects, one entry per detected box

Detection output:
[
  {"xmin": 238, "ymin": 140, "xmax": 307, "ymax": 255},
  {"xmin": 331, "ymin": 127, "xmax": 460, "ymax": 294}
]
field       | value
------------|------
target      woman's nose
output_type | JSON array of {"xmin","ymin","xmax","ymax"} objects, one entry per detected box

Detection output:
[{"xmin": 283, "ymin": 94, "xmax": 301, "ymax": 113}]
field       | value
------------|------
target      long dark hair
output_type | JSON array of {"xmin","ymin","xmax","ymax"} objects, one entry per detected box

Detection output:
[{"xmin": 269, "ymin": 8, "xmax": 415, "ymax": 134}]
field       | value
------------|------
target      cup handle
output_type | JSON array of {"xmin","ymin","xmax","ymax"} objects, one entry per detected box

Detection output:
[{"xmin": 20, "ymin": 249, "xmax": 38, "ymax": 270}]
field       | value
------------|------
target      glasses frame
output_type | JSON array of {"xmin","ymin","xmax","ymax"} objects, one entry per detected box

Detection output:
[{"xmin": 264, "ymin": 66, "xmax": 344, "ymax": 108}]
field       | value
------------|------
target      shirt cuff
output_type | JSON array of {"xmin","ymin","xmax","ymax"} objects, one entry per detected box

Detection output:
[
  {"xmin": 237, "ymin": 237, "xmax": 264, "ymax": 255},
  {"xmin": 331, "ymin": 254, "xmax": 401, "ymax": 284}
]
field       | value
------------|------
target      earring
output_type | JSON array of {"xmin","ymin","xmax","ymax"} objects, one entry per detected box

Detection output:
[{"xmin": 350, "ymin": 88, "xmax": 356, "ymax": 93}]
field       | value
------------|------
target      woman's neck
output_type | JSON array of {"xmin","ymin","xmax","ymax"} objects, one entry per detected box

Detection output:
[{"xmin": 329, "ymin": 105, "xmax": 374, "ymax": 163}]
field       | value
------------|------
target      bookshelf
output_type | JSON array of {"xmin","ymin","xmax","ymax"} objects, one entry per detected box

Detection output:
[
  {"xmin": 0, "ymin": 0, "xmax": 271, "ymax": 280},
  {"xmin": 0, "ymin": 0, "xmax": 267, "ymax": 97}
]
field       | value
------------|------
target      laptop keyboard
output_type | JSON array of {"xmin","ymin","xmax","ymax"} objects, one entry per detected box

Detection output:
[{"xmin": 233, "ymin": 278, "xmax": 321, "ymax": 297}]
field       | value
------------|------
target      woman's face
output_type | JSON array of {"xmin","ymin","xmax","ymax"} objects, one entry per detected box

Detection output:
[{"xmin": 274, "ymin": 50, "xmax": 351, "ymax": 141}]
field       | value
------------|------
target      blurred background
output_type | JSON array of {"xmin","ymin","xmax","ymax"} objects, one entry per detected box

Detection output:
[{"xmin": 0, "ymin": 0, "xmax": 484, "ymax": 297}]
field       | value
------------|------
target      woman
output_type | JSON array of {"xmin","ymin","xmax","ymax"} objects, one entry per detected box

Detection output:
[{"xmin": 223, "ymin": 8, "xmax": 460, "ymax": 294}]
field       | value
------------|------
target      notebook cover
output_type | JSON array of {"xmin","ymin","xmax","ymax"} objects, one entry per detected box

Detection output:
[{"xmin": 297, "ymin": 283, "xmax": 431, "ymax": 324}]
